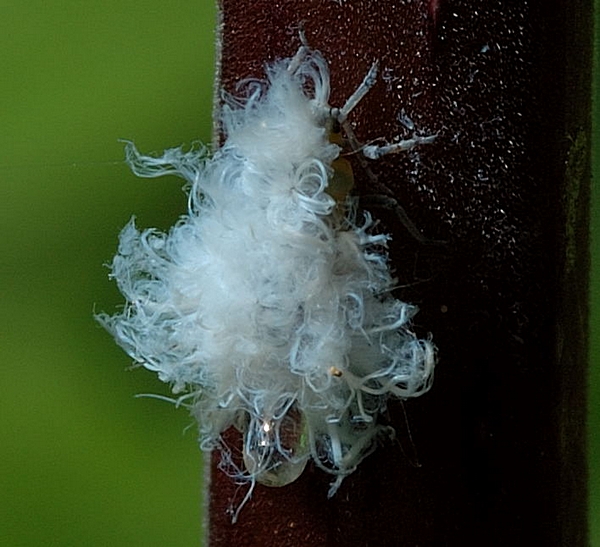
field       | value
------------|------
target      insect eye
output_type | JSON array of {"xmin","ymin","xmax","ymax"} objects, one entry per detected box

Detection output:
[{"xmin": 330, "ymin": 118, "xmax": 341, "ymax": 135}]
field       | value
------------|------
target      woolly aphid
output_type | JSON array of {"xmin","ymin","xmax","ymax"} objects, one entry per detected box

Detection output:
[{"xmin": 99, "ymin": 43, "xmax": 435, "ymax": 518}]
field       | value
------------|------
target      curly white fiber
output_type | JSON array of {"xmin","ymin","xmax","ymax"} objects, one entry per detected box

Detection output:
[{"xmin": 99, "ymin": 46, "xmax": 434, "ymax": 506}]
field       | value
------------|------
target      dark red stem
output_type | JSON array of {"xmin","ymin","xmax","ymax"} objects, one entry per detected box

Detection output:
[{"xmin": 207, "ymin": 1, "xmax": 591, "ymax": 545}]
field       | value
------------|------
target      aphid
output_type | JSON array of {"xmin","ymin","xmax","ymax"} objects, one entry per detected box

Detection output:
[{"xmin": 98, "ymin": 39, "xmax": 435, "ymax": 519}]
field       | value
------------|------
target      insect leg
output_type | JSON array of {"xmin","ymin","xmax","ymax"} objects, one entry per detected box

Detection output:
[
  {"xmin": 337, "ymin": 61, "xmax": 379, "ymax": 122},
  {"xmin": 362, "ymin": 134, "xmax": 436, "ymax": 159},
  {"xmin": 361, "ymin": 194, "xmax": 446, "ymax": 246}
]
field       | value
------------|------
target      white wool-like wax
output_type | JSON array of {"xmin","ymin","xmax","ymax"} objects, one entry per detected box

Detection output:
[{"xmin": 99, "ymin": 43, "xmax": 435, "ymax": 512}]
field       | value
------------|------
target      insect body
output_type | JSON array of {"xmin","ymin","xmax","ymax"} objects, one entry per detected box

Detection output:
[{"xmin": 99, "ymin": 42, "xmax": 435, "ymax": 515}]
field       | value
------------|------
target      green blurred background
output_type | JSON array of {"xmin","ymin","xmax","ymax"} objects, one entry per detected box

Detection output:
[
  {"xmin": 1, "ymin": 1, "xmax": 215, "ymax": 545},
  {"xmin": 0, "ymin": 2, "xmax": 597, "ymax": 546}
]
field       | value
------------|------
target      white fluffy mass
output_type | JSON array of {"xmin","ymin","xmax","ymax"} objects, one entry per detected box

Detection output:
[{"xmin": 99, "ymin": 47, "xmax": 434, "ymax": 499}]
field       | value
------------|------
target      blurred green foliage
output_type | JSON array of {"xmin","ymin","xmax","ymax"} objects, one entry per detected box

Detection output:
[
  {"xmin": 0, "ymin": 2, "xmax": 215, "ymax": 545},
  {"xmin": 0, "ymin": 2, "xmax": 597, "ymax": 546}
]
